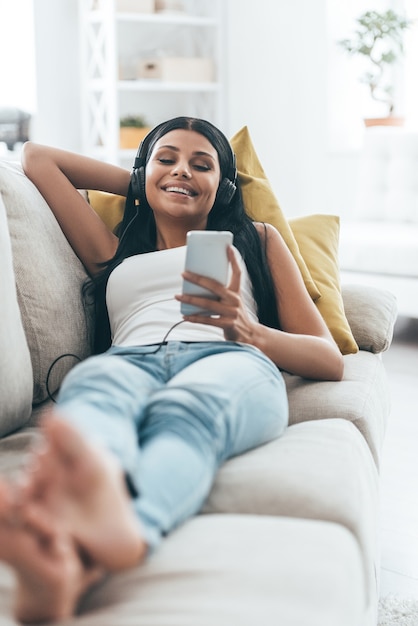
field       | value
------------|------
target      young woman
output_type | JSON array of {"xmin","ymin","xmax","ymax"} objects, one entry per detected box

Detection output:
[{"xmin": 0, "ymin": 116, "xmax": 343, "ymax": 623}]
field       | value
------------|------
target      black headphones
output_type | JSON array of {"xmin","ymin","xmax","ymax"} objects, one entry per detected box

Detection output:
[{"xmin": 130, "ymin": 126, "xmax": 238, "ymax": 206}]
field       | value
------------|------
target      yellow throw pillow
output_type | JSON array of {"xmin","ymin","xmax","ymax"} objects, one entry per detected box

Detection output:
[
  {"xmin": 289, "ymin": 214, "xmax": 358, "ymax": 355},
  {"xmin": 87, "ymin": 190, "xmax": 125, "ymax": 233},
  {"xmin": 230, "ymin": 126, "xmax": 320, "ymax": 301}
]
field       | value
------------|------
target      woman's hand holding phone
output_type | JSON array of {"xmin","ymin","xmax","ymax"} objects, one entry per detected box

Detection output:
[
  {"xmin": 179, "ymin": 231, "xmax": 233, "ymax": 316},
  {"xmin": 175, "ymin": 231, "xmax": 258, "ymax": 344}
]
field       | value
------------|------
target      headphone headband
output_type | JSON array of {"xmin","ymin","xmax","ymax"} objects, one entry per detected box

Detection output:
[
  {"xmin": 230, "ymin": 152, "xmax": 237, "ymax": 185},
  {"xmin": 133, "ymin": 137, "xmax": 149, "ymax": 170}
]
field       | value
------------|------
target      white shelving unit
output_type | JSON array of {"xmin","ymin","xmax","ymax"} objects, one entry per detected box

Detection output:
[{"xmin": 78, "ymin": 0, "xmax": 226, "ymax": 166}]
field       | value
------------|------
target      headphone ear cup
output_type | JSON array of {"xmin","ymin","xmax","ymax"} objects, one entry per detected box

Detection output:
[
  {"xmin": 216, "ymin": 177, "xmax": 237, "ymax": 205},
  {"xmin": 130, "ymin": 166, "xmax": 146, "ymax": 203}
]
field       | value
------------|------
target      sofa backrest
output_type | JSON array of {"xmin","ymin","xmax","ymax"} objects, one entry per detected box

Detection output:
[
  {"xmin": 0, "ymin": 191, "xmax": 33, "ymax": 435},
  {"xmin": 0, "ymin": 160, "xmax": 93, "ymax": 411}
]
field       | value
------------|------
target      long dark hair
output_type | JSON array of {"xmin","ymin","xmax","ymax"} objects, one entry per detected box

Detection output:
[{"xmin": 86, "ymin": 116, "xmax": 280, "ymax": 353}]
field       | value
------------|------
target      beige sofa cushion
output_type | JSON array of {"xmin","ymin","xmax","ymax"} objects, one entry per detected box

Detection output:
[
  {"xmin": 0, "ymin": 194, "xmax": 33, "ymax": 435},
  {"xmin": 0, "ymin": 514, "xmax": 366, "ymax": 626},
  {"xmin": 0, "ymin": 160, "xmax": 93, "ymax": 405},
  {"xmin": 0, "ymin": 413, "xmax": 378, "ymax": 626},
  {"xmin": 204, "ymin": 418, "xmax": 378, "ymax": 602},
  {"xmin": 342, "ymin": 284, "xmax": 397, "ymax": 353},
  {"xmin": 285, "ymin": 350, "xmax": 389, "ymax": 466}
]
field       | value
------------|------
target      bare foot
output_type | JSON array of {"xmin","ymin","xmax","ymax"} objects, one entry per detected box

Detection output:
[
  {"xmin": 24, "ymin": 414, "xmax": 148, "ymax": 572},
  {"xmin": 0, "ymin": 481, "xmax": 103, "ymax": 624}
]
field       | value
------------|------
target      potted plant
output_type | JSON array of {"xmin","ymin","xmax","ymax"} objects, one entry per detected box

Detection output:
[
  {"xmin": 119, "ymin": 114, "xmax": 150, "ymax": 149},
  {"xmin": 338, "ymin": 9, "xmax": 412, "ymax": 126}
]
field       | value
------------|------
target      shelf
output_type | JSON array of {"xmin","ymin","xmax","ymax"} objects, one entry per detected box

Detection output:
[
  {"xmin": 80, "ymin": 0, "xmax": 225, "ymax": 165},
  {"xmin": 117, "ymin": 80, "xmax": 219, "ymax": 92},
  {"xmin": 116, "ymin": 13, "xmax": 217, "ymax": 26},
  {"xmin": 88, "ymin": 11, "xmax": 216, "ymax": 26}
]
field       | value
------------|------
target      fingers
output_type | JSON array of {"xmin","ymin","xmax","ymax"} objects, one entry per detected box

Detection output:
[
  {"xmin": 177, "ymin": 292, "xmax": 239, "ymax": 321},
  {"xmin": 180, "ymin": 270, "xmax": 225, "ymax": 295},
  {"xmin": 227, "ymin": 245, "xmax": 241, "ymax": 292},
  {"xmin": 174, "ymin": 246, "xmax": 246, "ymax": 336}
]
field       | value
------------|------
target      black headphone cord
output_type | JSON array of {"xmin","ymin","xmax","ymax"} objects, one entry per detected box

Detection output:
[
  {"xmin": 140, "ymin": 319, "xmax": 186, "ymax": 355},
  {"xmin": 46, "ymin": 353, "xmax": 82, "ymax": 404},
  {"xmin": 45, "ymin": 320, "xmax": 186, "ymax": 403}
]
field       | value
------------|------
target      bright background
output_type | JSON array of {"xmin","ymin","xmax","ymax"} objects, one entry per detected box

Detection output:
[{"xmin": 1, "ymin": 0, "xmax": 417, "ymax": 220}]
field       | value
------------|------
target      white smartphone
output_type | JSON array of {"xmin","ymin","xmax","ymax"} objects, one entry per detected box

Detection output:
[{"xmin": 181, "ymin": 230, "xmax": 234, "ymax": 316}]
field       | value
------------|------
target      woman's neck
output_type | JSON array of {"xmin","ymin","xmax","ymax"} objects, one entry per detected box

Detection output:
[
  {"xmin": 155, "ymin": 231, "xmax": 186, "ymax": 251},
  {"xmin": 155, "ymin": 220, "xmax": 207, "ymax": 251}
]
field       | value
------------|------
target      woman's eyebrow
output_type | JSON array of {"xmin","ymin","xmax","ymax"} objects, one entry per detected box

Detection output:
[
  {"xmin": 194, "ymin": 151, "xmax": 216, "ymax": 161},
  {"xmin": 157, "ymin": 144, "xmax": 179, "ymax": 151},
  {"xmin": 156, "ymin": 145, "xmax": 216, "ymax": 160}
]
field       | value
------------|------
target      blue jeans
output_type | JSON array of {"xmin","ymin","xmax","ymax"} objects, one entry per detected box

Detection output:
[{"xmin": 57, "ymin": 341, "xmax": 288, "ymax": 550}]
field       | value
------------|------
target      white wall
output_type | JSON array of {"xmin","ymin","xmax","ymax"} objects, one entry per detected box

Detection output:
[
  {"xmin": 225, "ymin": 0, "xmax": 336, "ymax": 218},
  {"xmin": 32, "ymin": 0, "xmax": 81, "ymax": 151},
  {"xmin": 0, "ymin": 1, "xmax": 36, "ymax": 113},
  {"xmin": 30, "ymin": 0, "xmax": 394, "ymax": 219},
  {"xmin": 24, "ymin": 0, "xmax": 418, "ymax": 220}
]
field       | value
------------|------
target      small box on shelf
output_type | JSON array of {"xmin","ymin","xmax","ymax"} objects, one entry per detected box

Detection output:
[
  {"xmin": 155, "ymin": 0, "xmax": 184, "ymax": 12},
  {"xmin": 116, "ymin": 0, "xmax": 155, "ymax": 12},
  {"xmin": 137, "ymin": 59, "xmax": 161, "ymax": 80},
  {"xmin": 138, "ymin": 58, "xmax": 214, "ymax": 82}
]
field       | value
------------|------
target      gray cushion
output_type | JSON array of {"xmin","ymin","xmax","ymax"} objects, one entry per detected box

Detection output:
[
  {"xmin": 0, "ymin": 160, "xmax": 93, "ymax": 404},
  {"xmin": 0, "ymin": 194, "xmax": 33, "ymax": 435}
]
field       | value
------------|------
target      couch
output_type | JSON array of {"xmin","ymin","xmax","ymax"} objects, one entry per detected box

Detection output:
[
  {"xmin": 0, "ymin": 152, "xmax": 397, "ymax": 626},
  {"xmin": 339, "ymin": 127, "xmax": 418, "ymax": 319}
]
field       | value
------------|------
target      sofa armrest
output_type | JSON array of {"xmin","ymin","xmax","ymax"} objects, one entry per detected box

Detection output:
[{"xmin": 342, "ymin": 284, "xmax": 397, "ymax": 354}]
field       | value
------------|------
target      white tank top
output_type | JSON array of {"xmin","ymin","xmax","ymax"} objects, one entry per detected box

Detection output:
[{"xmin": 106, "ymin": 245, "xmax": 259, "ymax": 347}]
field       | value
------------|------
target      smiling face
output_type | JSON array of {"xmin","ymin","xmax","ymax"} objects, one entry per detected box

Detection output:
[{"xmin": 144, "ymin": 129, "xmax": 222, "ymax": 230}]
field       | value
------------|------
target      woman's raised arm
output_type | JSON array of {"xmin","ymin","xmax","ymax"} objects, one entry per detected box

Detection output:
[{"xmin": 21, "ymin": 142, "xmax": 131, "ymax": 276}]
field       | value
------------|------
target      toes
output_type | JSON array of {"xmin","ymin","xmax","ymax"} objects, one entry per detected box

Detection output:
[
  {"xmin": 0, "ymin": 480, "xmax": 13, "ymax": 517},
  {"xmin": 41, "ymin": 415, "xmax": 90, "ymax": 470},
  {"xmin": 81, "ymin": 564, "xmax": 106, "ymax": 592},
  {"xmin": 20, "ymin": 445, "xmax": 55, "ymax": 502},
  {"xmin": 20, "ymin": 501, "xmax": 60, "ymax": 542},
  {"xmin": 40, "ymin": 416, "xmax": 112, "ymax": 492}
]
